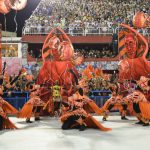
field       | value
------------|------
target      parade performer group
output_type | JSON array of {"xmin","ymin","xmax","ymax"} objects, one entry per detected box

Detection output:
[{"xmin": 0, "ymin": 15, "xmax": 150, "ymax": 132}]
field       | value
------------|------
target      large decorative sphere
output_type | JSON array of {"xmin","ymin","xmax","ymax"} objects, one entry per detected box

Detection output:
[
  {"xmin": 133, "ymin": 12, "xmax": 147, "ymax": 28},
  {"xmin": 11, "ymin": 0, "xmax": 27, "ymax": 11}
]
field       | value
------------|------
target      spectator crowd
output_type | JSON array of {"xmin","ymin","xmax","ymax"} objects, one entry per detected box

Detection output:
[
  {"xmin": 28, "ymin": 46, "xmax": 150, "ymax": 60},
  {"xmin": 75, "ymin": 48, "xmax": 117, "ymax": 59},
  {"xmin": 23, "ymin": 0, "xmax": 150, "ymax": 35}
]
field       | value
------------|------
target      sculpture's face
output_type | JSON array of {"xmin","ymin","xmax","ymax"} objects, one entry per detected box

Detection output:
[{"xmin": 125, "ymin": 35, "xmax": 137, "ymax": 58}]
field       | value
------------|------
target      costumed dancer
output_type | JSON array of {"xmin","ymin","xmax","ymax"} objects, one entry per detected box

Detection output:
[
  {"xmin": 3, "ymin": 68, "xmax": 23, "ymax": 93},
  {"xmin": 18, "ymin": 82, "xmax": 45, "ymax": 123},
  {"xmin": 60, "ymin": 90, "xmax": 111, "ymax": 131},
  {"xmin": 69, "ymin": 67, "xmax": 102, "ymax": 115},
  {"xmin": 60, "ymin": 99, "xmax": 89, "ymax": 131},
  {"xmin": 74, "ymin": 79, "xmax": 102, "ymax": 115},
  {"xmin": 43, "ymin": 80, "xmax": 62, "ymax": 117},
  {"xmin": 60, "ymin": 69, "xmax": 111, "ymax": 131},
  {"xmin": 0, "ymin": 77, "xmax": 18, "ymax": 130},
  {"xmin": 126, "ymin": 76, "xmax": 150, "ymax": 126},
  {"xmin": 101, "ymin": 81, "xmax": 131, "ymax": 121}
]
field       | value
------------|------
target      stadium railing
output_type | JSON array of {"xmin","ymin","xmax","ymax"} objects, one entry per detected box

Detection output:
[
  {"xmin": 22, "ymin": 26, "xmax": 150, "ymax": 36},
  {"xmin": 22, "ymin": 26, "xmax": 115, "ymax": 35}
]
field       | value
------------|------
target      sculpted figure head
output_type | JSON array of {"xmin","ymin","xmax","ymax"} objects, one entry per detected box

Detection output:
[{"xmin": 125, "ymin": 34, "xmax": 138, "ymax": 58}]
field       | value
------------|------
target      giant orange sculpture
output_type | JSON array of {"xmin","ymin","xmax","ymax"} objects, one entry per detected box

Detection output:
[
  {"xmin": 37, "ymin": 28, "xmax": 83, "ymax": 98},
  {"xmin": 118, "ymin": 24, "xmax": 150, "ymax": 81}
]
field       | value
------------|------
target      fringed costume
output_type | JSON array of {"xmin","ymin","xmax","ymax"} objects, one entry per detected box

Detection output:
[
  {"xmin": 126, "ymin": 76, "xmax": 150, "ymax": 126},
  {"xmin": 18, "ymin": 84, "xmax": 45, "ymax": 123},
  {"xmin": 60, "ymin": 97, "xmax": 111, "ymax": 131},
  {"xmin": 0, "ymin": 86, "xmax": 17, "ymax": 130},
  {"xmin": 68, "ymin": 91, "xmax": 102, "ymax": 115},
  {"xmin": 101, "ymin": 82, "xmax": 132, "ymax": 121},
  {"xmin": 60, "ymin": 76, "xmax": 111, "ymax": 131}
]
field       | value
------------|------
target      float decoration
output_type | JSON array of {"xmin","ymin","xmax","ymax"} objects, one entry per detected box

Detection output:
[
  {"xmin": 42, "ymin": 27, "xmax": 83, "ymax": 65},
  {"xmin": 37, "ymin": 28, "xmax": 83, "ymax": 97},
  {"xmin": 133, "ymin": 11, "xmax": 150, "ymax": 28},
  {"xmin": 118, "ymin": 24, "xmax": 150, "ymax": 81},
  {"xmin": 0, "ymin": 0, "xmax": 27, "ymax": 14}
]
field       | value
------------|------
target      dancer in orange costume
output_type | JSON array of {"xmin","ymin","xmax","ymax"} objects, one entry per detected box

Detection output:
[
  {"xmin": 126, "ymin": 76, "xmax": 150, "ymax": 126},
  {"xmin": 67, "ymin": 78, "xmax": 102, "ymax": 115},
  {"xmin": 60, "ymin": 76, "xmax": 111, "ymax": 131},
  {"xmin": 80, "ymin": 66, "xmax": 130, "ymax": 119},
  {"xmin": 0, "ymin": 78, "xmax": 18, "ymax": 130},
  {"xmin": 60, "ymin": 92, "xmax": 111, "ymax": 131},
  {"xmin": 18, "ymin": 83, "xmax": 45, "ymax": 123},
  {"xmin": 101, "ymin": 79, "xmax": 135, "ymax": 121}
]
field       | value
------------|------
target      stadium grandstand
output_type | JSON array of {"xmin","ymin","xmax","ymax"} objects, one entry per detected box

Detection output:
[
  {"xmin": 21, "ymin": 0, "xmax": 150, "ymax": 74},
  {"xmin": 23, "ymin": 0, "xmax": 150, "ymax": 35}
]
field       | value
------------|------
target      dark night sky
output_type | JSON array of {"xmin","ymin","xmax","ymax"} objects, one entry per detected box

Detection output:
[{"xmin": 0, "ymin": 0, "xmax": 41, "ymax": 36}]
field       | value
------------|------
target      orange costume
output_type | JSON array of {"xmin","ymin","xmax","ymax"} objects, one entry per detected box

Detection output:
[
  {"xmin": 60, "ymin": 77, "xmax": 111, "ymax": 131},
  {"xmin": 18, "ymin": 84, "xmax": 45, "ymax": 123},
  {"xmin": 100, "ymin": 82, "xmax": 133, "ymax": 121},
  {"xmin": 68, "ymin": 91, "xmax": 102, "ymax": 115},
  {"xmin": 126, "ymin": 76, "xmax": 150, "ymax": 126},
  {"xmin": 60, "ymin": 95, "xmax": 111, "ymax": 131},
  {"xmin": 0, "ymin": 87, "xmax": 18, "ymax": 130}
]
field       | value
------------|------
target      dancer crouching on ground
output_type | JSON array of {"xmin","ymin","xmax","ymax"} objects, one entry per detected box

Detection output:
[
  {"xmin": 60, "ymin": 79, "xmax": 112, "ymax": 131},
  {"xmin": 127, "ymin": 76, "xmax": 150, "ymax": 126}
]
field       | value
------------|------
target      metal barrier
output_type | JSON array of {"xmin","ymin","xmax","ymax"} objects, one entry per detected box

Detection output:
[
  {"xmin": 2, "ymin": 90, "xmax": 111, "ymax": 109},
  {"xmin": 89, "ymin": 90, "xmax": 111, "ymax": 107},
  {"xmin": 23, "ymin": 26, "xmax": 114, "ymax": 36},
  {"xmin": 3, "ymin": 92, "xmax": 29, "ymax": 110},
  {"xmin": 23, "ymin": 26, "xmax": 150, "ymax": 36}
]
